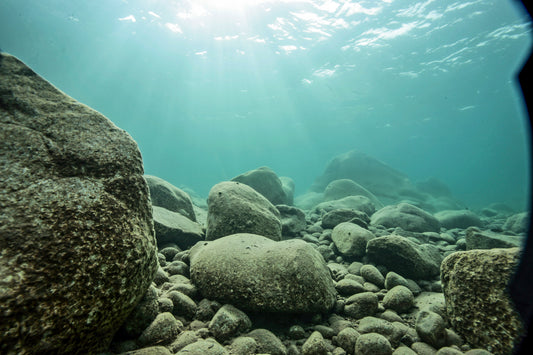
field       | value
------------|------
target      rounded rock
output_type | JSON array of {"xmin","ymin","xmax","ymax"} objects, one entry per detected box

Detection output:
[
  {"xmin": 138, "ymin": 312, "xmax": 183, "ymax": 347},
  {"xmin": 345, "ymin": 292, "xmax": 379, "ymax": 319},
  {"xmin": 382, "ymin": 286, "xmax": 414, "ymax": 313},
  {"xmin": 354, "ymin": 333, "xmax": 392, "ymax": 355},
  {"xmin": 302, "ymin": 331, "xmax": 329, "ymax": 355},
  {"xmin": 360, "ymin": 265, "xmax": 385, "ymax": 288},
  {"xmin": 415, "ymin": 310, "xmax": 447, "ymax": 349}
]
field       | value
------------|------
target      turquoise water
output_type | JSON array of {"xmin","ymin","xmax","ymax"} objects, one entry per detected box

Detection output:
[{"xmin": 1, "ymin": 0, "xmax": 531, "ymax": 210}]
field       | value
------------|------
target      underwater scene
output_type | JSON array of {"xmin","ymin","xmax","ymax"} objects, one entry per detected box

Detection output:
[{"xmin": 0, "ymin": 0, "xmax": 532, "ymax": 354}]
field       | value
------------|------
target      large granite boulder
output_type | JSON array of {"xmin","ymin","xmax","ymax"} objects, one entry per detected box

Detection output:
[
  {"xmin": 145, "ymin": 175, "xmax": 196, "ymax": 221},
  {"xmin": 231, "ymin": 166, "xmax": 290, "ymax": 205},
  {"xmin": 370, "ymin": 203, "xmax": 440, "ymax": 233},
  {"xmin": 323, "ymin": 179, "xmax": 383, "ymax": 208},
  {"xmin": 441, "ymin": 248, "xmax": 524, "ymax": 354},
  {"xmin": 434, "ymin": 210, "xmax": 483, "ymax": 229},
  {"xmin": 206, "ymin": 181, "xmax": 282, "ymax": 241},
  {"xmin": 0, "ymin": 53, "xmax": 158, "ymax": 354},
  {"xmin": 153, "ymin": 206, "xmax": 204, "ymax": 248},
  {"xmin": 366, "ymin": 235, "xmax": 443, "ymax": 279},
  {"xmin": 310, "ymin": 150, "xmax": 415, "ymax": 201},
  {"xmin": 189, "ymin": 234, "xmax": 336, "ymax": 313},
  {"xmin": 465, "ymin": 227, "xmax": 523, "ymax": 250}
]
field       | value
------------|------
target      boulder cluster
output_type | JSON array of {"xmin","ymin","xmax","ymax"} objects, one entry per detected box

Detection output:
[{"xmin": 109, "ymin": 165, "xmax": 527, "ymax": 355}]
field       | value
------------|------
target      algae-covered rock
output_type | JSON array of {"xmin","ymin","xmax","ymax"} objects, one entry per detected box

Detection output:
[
  {"xmin": 190, "ymin": 233, "xmax": 336, "ymax": 313},
  {"xmin": 440, "ymin": 248, "xmax": 524, "ymax": 354},
  {"xmin": 366, "ymin": 235, "xmax": 443, "ymax": 279},
  {"xmin": 0, "ymin": 53, "xmax": 157, "ymax": 354}
]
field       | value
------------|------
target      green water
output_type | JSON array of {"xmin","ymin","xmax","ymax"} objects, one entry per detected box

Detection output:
[{"xmin": 0, "ymin": 0, "xmax": 531, "ymax": 210}]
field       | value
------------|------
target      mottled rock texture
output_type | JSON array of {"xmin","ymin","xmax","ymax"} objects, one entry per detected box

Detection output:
[
  {"xmin": 440, "ymin": 248, "xmax": 524, "ymax": 354},
  {"xmin": 190, "ymin": 233, "xmax": 336, "ymax": 313},
  {"xmin": 0, "ymin": 53, "xmax": 157, "ymax": 354}
]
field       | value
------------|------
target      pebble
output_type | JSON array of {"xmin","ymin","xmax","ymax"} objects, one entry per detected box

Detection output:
[
  {"xmin": 345, "ymin": 292, "xmax": 379, "ymax": 319},
  {"xmin": 289, "ymin": 325, "xmax": 306, "ymax": 340},
  {"xmin": 382, "ymin": 285, "xmax": 414, "ymax": 313},
  {"xmin": 208, "ymin": 304, "xmax": 252, "ymax": 342},
  {"xmin": 385, "ymin": 271, "xmax": 410, "ymax": 290},
  {"xmin": 137, "ymin": 312, "xmax": 183, "ymax": 347},
  {"xmin": 415, "ymin": 310, "xmax": 447, "ymax": 349},
  {"xmin": 335, "ymin": 327, "xmax": 360, "ymax": 354},
  {"xmin": 302, "ymin": 331, "xmax": 329, "ymax": 355},
  {"xmin": 354, "ymin": 333, "xmax": 393, "ymax": 355},
  {"xmin": 336, "ymin": 278, "xmax": 366, "ymax": 296},
  {"xmin": 411, "ymin": 342, "xmax": 438, "ymax": 355},
  {"xmin": 175, "ymin": 339, "xmax": 228, "ymax": 355},
  {"xmin": 360, "ymin": 264, "xmax": 385, "ymax": 288}
]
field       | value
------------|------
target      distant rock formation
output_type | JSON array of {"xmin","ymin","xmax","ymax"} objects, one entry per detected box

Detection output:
[
  {"xmin": 308, "ymin": 150, "xmax": 464, "ymax": 212},
  {"xmin": 0, "ymin": 53, "xmax": 158, "ymax": 354}
]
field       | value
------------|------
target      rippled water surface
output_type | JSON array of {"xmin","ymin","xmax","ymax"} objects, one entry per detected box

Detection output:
[{"xmin": 0, "ymin": 0, "xmax": 531, "ymax": 209}]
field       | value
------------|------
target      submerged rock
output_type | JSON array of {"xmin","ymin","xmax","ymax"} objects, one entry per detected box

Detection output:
[
  {"xmin": 322, "ymin": 208, "xmax": 370, "ymax": 229},
  {"xmin": 434, "ymin": 209, "xmax": 483, "ymax": 229},
  {"xmin": 189, "ymin": 233, "xmax": 336, "ymax": 313},
  {"xmin": 503, "ymin": 211, "xmax": 530, "ymax": 234},
  {"xmin": 324, "ymin": 178, "xmax": 383, "ymax": 208},
  {"xmin": 206, "ymin": 181, "xmax": 282, "ymax": 241},
  {"xmin": 153, "ymin": 205, "xmax": 204, "ymax": 248},
  {"xmin": 314, "ymin": 195, "xmax": 377, "ymax": 216},
  {"xmin": 0, "ymin": 53, "xmax": 157, "ymax": 354},
  {"xmin": 331, "ymin": 222, "xmax": 375, "ymax": 258},
  {"xmin": 465, "ymin": 227, "xmax": 523, "ymax": 250},
  {"xmin": 145, "ymin": 175, "xmax": 197, "ymax": 221},
  {"xmin": 370, "ymin": 203, "xmax": 441, "ymax": 233},
  {"xmin": 276, "ymin": 204, "xmax": 307, "ymax": 237},
  {"xmin": 231, "ymin": 166, "xmax": 291, "ymax": 205},
  {"xmin": 366, "ymin": 235, "xmax": 443, "ymax": 279},
  {"xmin": 440, "ymin": 248, "xmax": 524, "ymax": 354},
  {"xmin": 311, "ymin": 150, "xmax": 413, "ymax": 198}
]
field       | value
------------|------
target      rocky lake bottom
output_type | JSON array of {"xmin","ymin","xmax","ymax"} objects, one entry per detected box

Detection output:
[
  {"xmin": 1, "ymin": 52, "xmax": 529, "ymax": 355},
  {"xmin": 105, "ymin": 170, "xmax": 530, "ymax": 355}
]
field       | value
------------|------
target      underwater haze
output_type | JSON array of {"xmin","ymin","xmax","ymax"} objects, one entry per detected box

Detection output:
[{"xmin": 0, "ymin": 0, "xmax": 531, "ymax": 210}]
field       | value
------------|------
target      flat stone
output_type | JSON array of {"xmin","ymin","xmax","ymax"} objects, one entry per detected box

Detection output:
[
  {"xmin": 153, "ymin": 206, "xmax": 204, "ymax": 248},
  {"xmin": 465, "ymin": 227, "xmax": 523, "ymax": 250}
]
